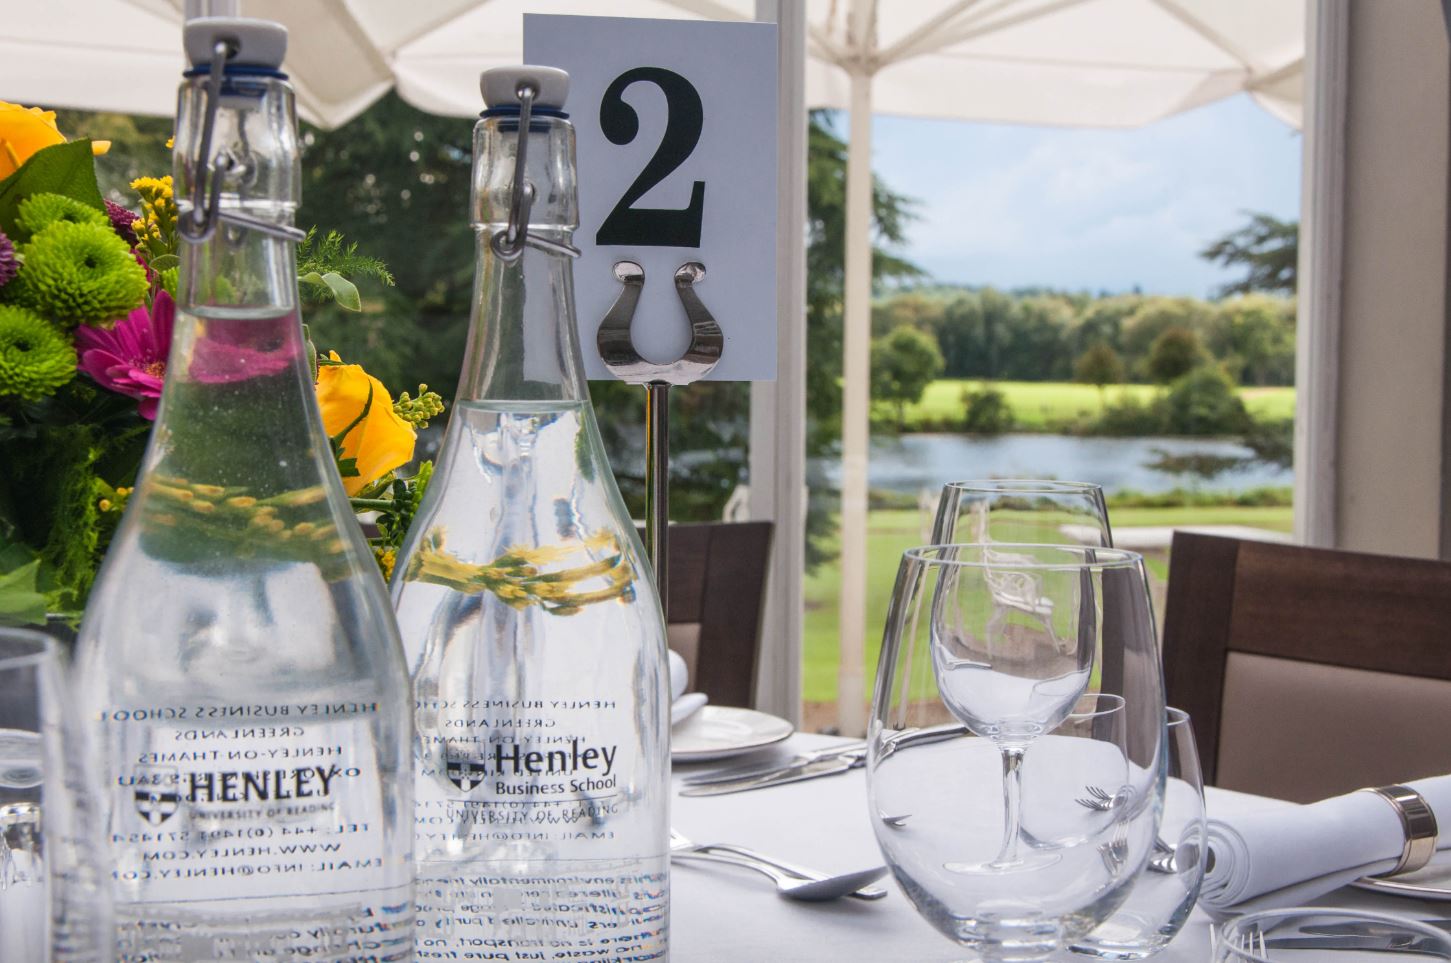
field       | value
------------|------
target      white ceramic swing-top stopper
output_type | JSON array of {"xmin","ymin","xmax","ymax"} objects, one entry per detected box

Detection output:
[
  {"xmin": 183, "ymin": 17, "xmax": 288, "ymax": 70},
  {"xmin": 480, "ymin": 66, "xmax": 570, "ymax": 111}
]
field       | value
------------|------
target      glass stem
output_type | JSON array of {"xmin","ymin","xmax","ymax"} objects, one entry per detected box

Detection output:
[{"xmin": 996, "ymin": 745, "xmax": 1028, "ymax": 865}]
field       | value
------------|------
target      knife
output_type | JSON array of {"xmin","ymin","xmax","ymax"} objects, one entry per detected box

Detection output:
[
  {"xmin": 1306, "ymin": 919, "xmax": 1451, "ymax": 936},
  {"xmin": 680, "ymin": 724, "xmax": 968, "ymax": 797},
  {"xmin": 681, "ymin": 742, "xmax": 866, "ymax": 786},
  {"xmin": 1264, "ymin": 934, "xmax": 1451, "ymax": 956},
  {"xmin": 679, "ymin": 752, "xmax": 865, "ymax": 797}
]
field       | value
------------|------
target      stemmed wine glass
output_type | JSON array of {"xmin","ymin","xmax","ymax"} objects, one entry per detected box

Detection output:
[
  {"xmin": 932, "ymin": 480, "xmax": 1111, "ymax": 547},
  {"xmin": 867, "ymin": 545, "xmax": 1165, "ymax": 962}
]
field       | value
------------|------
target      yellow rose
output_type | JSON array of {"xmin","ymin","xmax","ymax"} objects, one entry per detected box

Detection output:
[
  {"xmin": 0, "ymin": 101, "xmax": 111, "ymax": 180},
  {"xmin": 315, "ymin": 352, "xmax": 417, "ymax": 496}
]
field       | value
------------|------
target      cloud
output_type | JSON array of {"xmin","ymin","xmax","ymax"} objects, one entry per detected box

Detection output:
[{"xmin": 867, "ymin": 95, "xmax": 1301, "ymax": 295}]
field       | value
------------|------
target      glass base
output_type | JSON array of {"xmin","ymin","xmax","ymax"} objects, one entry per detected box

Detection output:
[{"xmin": 1069, "ymin": 909, "xmax": 1181, "ymax": 959}]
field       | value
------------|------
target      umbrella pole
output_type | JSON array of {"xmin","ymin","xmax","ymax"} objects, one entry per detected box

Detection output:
[{"xmin": 838, "ymin": 66, "xmax": 874, "ymax": 737}]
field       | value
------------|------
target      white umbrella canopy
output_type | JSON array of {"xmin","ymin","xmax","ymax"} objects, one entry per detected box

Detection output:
[
  {"xmin": 805, "ymin": 0, "xmax": 1304, "ymax": 129},
  {"xmin": 1, "ymin": 0, "xmax": 1302, "ymax": 129},
  {"xmin": 0, "ymin": 0, "xmax": 481, "ymax": 127}
]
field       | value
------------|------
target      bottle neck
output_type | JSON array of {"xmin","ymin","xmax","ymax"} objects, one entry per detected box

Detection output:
[
  {"xmin": 457, "ymin": 240, "xmax": 590, "ymax": 403},
  {"xmin": 174, "ymin": 69, "xmax": 299, "ymax": 315},
  {"xmin": 149, "ymin": 70, "xmax": 327, "ymax": 490},
  {"xmin": 457, "ymin": 112, "xmax": 589, "ymax": 404}
]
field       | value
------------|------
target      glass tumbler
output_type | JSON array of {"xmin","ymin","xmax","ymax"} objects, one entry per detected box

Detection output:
[
  {"xmin": 0, "ymin": 628, "xmax": 110, "ymax": 961},
  {"xmin": 1073, "ymin": 707, "xmax": 1206, "ymax": 958}
]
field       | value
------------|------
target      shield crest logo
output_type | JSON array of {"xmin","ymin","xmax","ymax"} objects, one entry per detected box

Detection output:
[
  {"xmin": 132, "ymin": 766, "xmax": 180, "ymax": 825},
  {"xmin": 446, "ymin": 756, "xmax": 486, "ymax": 793}
]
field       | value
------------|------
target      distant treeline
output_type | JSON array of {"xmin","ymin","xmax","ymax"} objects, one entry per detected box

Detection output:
[{"xmin": 872, "ymin": 287, "xmax": 1296, "ymax": 388}]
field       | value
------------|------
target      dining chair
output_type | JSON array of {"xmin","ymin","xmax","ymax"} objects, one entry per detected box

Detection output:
[
  {"xmin": 660, "ymin": 520, "xmax": 773, "ymax": 709},
  {"xmin": 1161, "ymin": 531, "xmax": 1451, "ymax": 802}
]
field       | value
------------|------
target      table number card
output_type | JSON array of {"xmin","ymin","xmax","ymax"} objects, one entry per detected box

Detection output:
[{"xmin": 525, "ymin": 14, "xmax": 778, "ymax": 382}]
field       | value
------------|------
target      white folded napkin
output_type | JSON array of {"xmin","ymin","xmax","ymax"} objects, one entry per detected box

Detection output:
[
  {"xmin": 1200, "ymin": 774, "xmax": 1451, "ymax": 914},
  {"xmin": 668, "ymin": 650, "xmax": 708, "ymax": 726}
]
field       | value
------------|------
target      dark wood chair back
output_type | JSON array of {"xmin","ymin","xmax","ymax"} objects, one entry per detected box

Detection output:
[
  {"xmin": 662, "ymin": 521, "xmax": 773, "ymax": 708},
  {"xmin": 1162, "ymin": 531, "xmax": 1451, "ymax": 802}
]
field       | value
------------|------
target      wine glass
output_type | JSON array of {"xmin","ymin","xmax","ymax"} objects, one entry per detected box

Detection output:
[
  {"xmin": 867, "ymin": 545, "xmax": 1165, "ymax": 962},
  {"xmin": 0, "ymin": 629, "xmax": 111, "ymax": 962},
  {"xmin": 932, "ymin": 480, "xmax": 1111, "ymax": 547},
  {"xmin": 1073, "ymin": 707, "xmax": 1207, "ymax": 958}
]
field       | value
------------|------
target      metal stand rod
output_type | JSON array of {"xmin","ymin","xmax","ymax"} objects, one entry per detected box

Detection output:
[
  {"xmin": 599, "ymin": 260, "xmax": 719, "ymax": 625},
  {"xmin": 644, "ymin": 381, "xmax": 670, "ymax": 619}
]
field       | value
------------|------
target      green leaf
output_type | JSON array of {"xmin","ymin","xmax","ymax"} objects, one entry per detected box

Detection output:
[
  {"xmin": 146, "ymin": 253, "xmax": 180, "ymax": 273},
  {"xmin": 0, "ymin": 140, "xmax": 105, "ymax": 236},
  {"xmin": 0, "ymin": 559, "xmax": 49, "ymax": 626},
  {"xmin": 297, "ymin": 228, "xmax": 394, "ymax": 287},
  {"xmin": 320, "ymin": 272, "xmax": 361, "ymax": 311},
  {"xmin": 301, "ymin": 271, "xmax": 362, "ymax": 312}
]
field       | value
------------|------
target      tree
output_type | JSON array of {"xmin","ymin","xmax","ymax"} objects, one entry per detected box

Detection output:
[
  {"xmin": 1067, "ymin": 294, "xmax": 1141, "ymax": 359},
  {"xmin": 871, "ymin": 326, "xmax": 943, "ymax": 429},
  {"xmin": 960, "ymin": 384, "xmax": 1014, "ymax": 434},
  {"xmin": 1145, "ymin": 326, "xmax": 1206, "ymax": 384},
  {"xmin": 803, "ymin": 112, "xmax": 921, "ymax": 565},
  {"xmin": 1000, "ymin": 295, "xmax": 1076, "ymax": 381},
  {"xmin": 1163, "ymin": 365, "xmax": 1250, "ymax": 435},
  {"xmin": 1200, "ymin": 211, "xmax": 1299, "ymax": 297},
  {"xmin": 1121, "ymin": 297, "xmax": 1211, "ymax": 371},
  {"xmin": 1073, "ymin": 343, "xmax": 1126, "ymax": 404},
  {"xmin": 1208, "ymin": 294, "xmax": 1296, "ymax": 386}
]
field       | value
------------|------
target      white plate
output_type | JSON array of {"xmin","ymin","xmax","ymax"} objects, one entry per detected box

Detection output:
[
  {"xmin": 671, "ymin": 705, "xmax": 794, "ymax": 762},
  {"xmin": 1352, "ymin": 849, "xmax": 1451, "ymax": 900}
]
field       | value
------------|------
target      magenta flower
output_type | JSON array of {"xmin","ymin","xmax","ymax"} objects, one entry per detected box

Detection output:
[
  {"xmin": 104, "ymin": 200, "xmax": 139, "ymax": 247},
  {"xmin": 189, "ymin": 313, "xmax": 299, "ymax": 384},
  {"xmin": 0, "ymin": 229, "xmax": 16, "ymax": 287},
  {"xmin": 75, "ymin": 290, "xmax": 174, "ymax": 420}
]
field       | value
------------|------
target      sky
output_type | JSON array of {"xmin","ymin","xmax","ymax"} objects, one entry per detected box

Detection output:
[{"xmin": 858, "ymin": 93, "xmax": 1302, "ymax": 298}]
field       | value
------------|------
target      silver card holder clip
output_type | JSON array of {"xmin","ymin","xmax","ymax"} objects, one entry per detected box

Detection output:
[{"xmin": 596, "ymin": 260, "xmax": 723, "ymax": 613}]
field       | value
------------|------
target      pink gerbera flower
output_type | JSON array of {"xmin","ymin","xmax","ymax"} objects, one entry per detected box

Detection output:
[{"xmin": 75, "ymin": 290, "xmax": 174, "ymax": 420}]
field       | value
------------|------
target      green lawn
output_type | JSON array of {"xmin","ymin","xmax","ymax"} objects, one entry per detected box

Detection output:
[
  {"xmin": 888, "ymin": 380, "xmax": 1296, "ymax": 430},
  {"xmin": 802, "ymin": 505, "xmax": 1294, "ymax": 705}
]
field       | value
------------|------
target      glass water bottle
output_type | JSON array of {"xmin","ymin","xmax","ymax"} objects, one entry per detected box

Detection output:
[
  {"xmin": 391, "ymin": 67, "xmax": 670, "ymax": 961},
  {"xmin": 73, "ymin": 17, "xmax": 415, "ymax": 961}
]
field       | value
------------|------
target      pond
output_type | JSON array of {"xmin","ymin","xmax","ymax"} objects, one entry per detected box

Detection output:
[{"xmin": 813, "ymin": 433, "xmax": 1294, "ymax": 496}]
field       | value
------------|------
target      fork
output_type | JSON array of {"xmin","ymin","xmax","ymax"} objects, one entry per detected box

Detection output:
[
  {"xmin": 1098, "ymin": 820, "xmax": 1130, "ymax": 875},
  {"xmin": 1077, "ymin": 784, "xmax": 1185, "ymax": 874},
  {"xmin": 669, "ymin": 830, "xmax": 888, "ymax": 901},
  {"xmin": 1075, "ymin": 784, "xmax": 1130, "ymax": 811}
]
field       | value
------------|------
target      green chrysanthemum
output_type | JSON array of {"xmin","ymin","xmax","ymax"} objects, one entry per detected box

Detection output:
[
  {"xmin": 6, "ymin": 221, "xmax": 148, "ymax": 328},
  {"xmin": 157, "ymin": 266, "xmax": 179, "ymax": 299},
  {"xmin": 0, "ymin": 303, "xmax": 76, "ymax": 401},
  {"xmin": 14, "ymin": 192, "xmax": 108, "ymax": 241}
]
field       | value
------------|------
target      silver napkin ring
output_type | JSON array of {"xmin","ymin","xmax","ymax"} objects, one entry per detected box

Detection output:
[{"xmin": 1360, "ymin": 784, "xmax": 1439, "ymax": 877}]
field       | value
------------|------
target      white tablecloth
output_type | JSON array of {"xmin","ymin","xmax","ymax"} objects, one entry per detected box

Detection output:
[{"xmin": 670, "ymin": 733, "xmax": 1451, "ymax": 961}]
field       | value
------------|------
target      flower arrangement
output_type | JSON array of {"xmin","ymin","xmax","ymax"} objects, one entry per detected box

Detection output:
[{"xmin": 0, "ymin": 103, "xmax": 440, "ymax": 626}]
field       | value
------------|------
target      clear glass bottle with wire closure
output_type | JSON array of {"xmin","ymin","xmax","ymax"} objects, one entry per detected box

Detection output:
[
  {"xmin": 390, "ymin": 67, "xmax": 670, "ymax": 962},
  {"xmin": 72, "ymin": 17, "xmax": 414, "ymax": 962}
]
